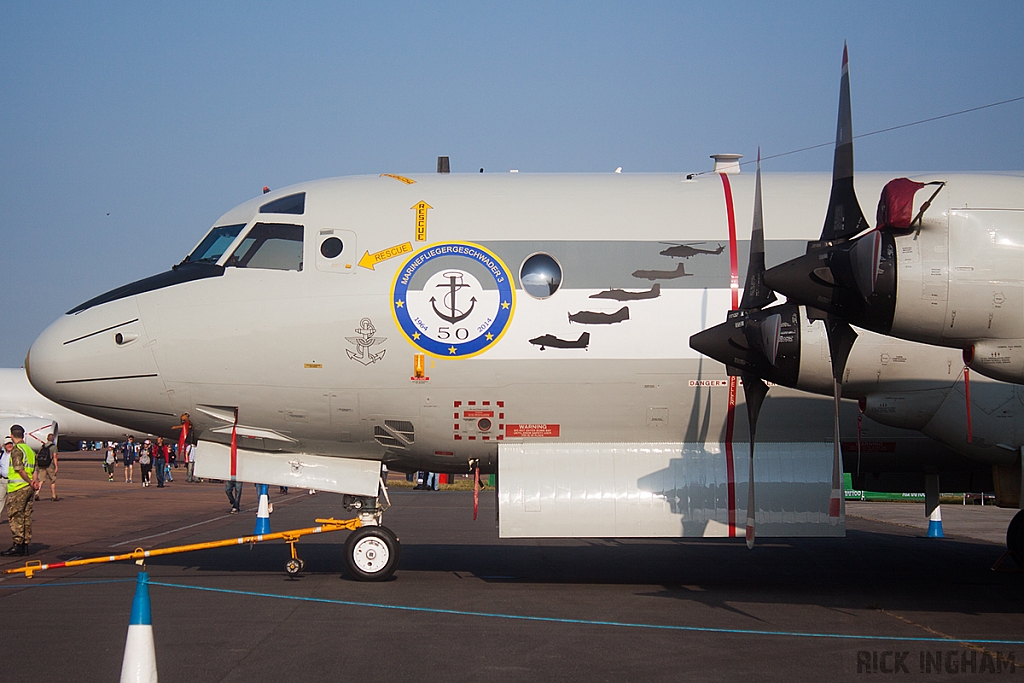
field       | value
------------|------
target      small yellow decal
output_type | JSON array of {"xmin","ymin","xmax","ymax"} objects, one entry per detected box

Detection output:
[
  {"xmin": 412, "ymin": 201, "xmax": 432, "ymax": 241},
  {"xmin": 304, "ymin": 363, "xmax": 323, "ymax": 369},
  {"xmin": 358, "ymin": 241, "xmax": 414, "ymax": 271},
  {"xmin": 380, "ymin": 173, "xmax": 416, "ymax": 185}
]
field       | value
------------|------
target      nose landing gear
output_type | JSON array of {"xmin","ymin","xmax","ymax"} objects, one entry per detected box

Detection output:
[{"xmin": 338, "ymin": 474, "xmax": 400, "ymax": 581}]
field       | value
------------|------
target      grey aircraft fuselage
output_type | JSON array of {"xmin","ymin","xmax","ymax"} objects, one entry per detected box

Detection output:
[{"xmin": 25, "ymin": 172, "xmax": 1024, "ymax": 481}]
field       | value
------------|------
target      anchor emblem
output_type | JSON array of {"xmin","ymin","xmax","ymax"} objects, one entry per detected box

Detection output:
[
  {"xmin": 345, "ymin": 318, "xmax": 386, "ymax": 365},
  {"xmin": 430, "ymin": 271, "xmax": 476, "ymax": 323}
]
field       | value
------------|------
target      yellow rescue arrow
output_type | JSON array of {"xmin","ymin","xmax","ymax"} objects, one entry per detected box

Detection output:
[
  {"xmin": 412, "ymin": 201, "xmax": 432, "ymax": 241},
  {"xmin": 380, "ymin": 173, "xmax": 416, "ymax": 185},
  {"xmin": 358, "ymin": 241, "xmax": 414, "ymax": 271}
]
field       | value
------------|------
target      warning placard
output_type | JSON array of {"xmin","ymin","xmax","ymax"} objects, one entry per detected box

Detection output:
[{"xmin": 505, "ymin": 424, "xmax": 560, "ymax": 438}]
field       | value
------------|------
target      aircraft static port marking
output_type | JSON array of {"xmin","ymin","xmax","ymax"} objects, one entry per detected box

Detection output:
[
  {"xmin": 358, "ymin": 242, "xmax": 413, "ymax": 270},
  {"xmin": 412, "ymin": 201, "xmax": 433, "ymax": 241},
  {"xmin": 392, "ymin": 242, "xmax": 515, "ymax": 359},
  {"xmin": 380, "ymin": 173, "xmax": 416, "ymax": 185}
]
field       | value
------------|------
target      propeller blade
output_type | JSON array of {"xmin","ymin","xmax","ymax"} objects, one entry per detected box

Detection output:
[
  {"xmin": 825, "ymin": 318, "xmax": 856, "ymax": 525},
  {"xmin": 820, "ymin": 42, "xmax": 867, "ymax": 244},
  {"xmin": 763, "ymin": 45, "xmax": 898, "ymax": 337},
  {"xmin": 742, "ymin": 152, "xmax": 773, "ymax": 549},
  {"xmin": 740, "ymin": 150, "xmax": 776, "ymax": 311},
  {"xmin": 742, "ymin": 374, "xmax": 769, "ymax": 548}
]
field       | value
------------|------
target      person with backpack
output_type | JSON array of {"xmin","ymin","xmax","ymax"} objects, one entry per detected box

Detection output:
[
  {"xmin": 103, "ymin": 446, "xmax": 116, "ymax": 481},
  {"xmin": 35, "ymin": 433, "xmax": 58, "ymax": 501},
  {"xmin": 122, "ymin": 435, "xmax": 137, "ymax": 483},
  {"xmin": 2, "ymin": 425, "xmax": 40, "ymax": 556},
  {"xmin": 139, "ymin": 440, "xmax": 153, "ymax": 487}
]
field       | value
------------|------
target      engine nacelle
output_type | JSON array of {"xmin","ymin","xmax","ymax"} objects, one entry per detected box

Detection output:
[
  {"xmin": 965, "ymin": 340, "xmax": 1024, "ymax": 385},
  {"xmin": 890, "ymin": 198, "xmax": 1024, "ymax": 347},
  {"xmin": 862, "ymin": 392, "xmax": 946, "ymax": 432},
  {"xmin": 688, "ymin": 304, "xmax": 834, "ymax": 396},
  {"xmin": 765, "ymin": 176, "xmax": 1024, "ymax": 365}
]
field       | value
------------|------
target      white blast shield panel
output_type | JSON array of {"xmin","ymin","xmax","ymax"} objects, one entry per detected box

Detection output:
[
  {"xmin": 498, "ymin": 442, "xmax": 843, "ymax": 539},
  {"xmin": 0, "ymin": 417, "xmax": 57, "ymax": 452},
  {"xmin": 193, "ymin": 440, "xmax": 381, "ymax": 497}
]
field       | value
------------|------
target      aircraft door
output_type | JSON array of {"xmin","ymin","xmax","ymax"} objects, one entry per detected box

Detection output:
[
  {"xmin": 329, "ymin": 391, "xmax": 364, "ymax": 442},
  {"xmin": 316, "ymin": 229, "xmax": 357, "ymax": 273}
]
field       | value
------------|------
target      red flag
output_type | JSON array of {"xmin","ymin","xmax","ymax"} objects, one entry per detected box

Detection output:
[
  {"xmin": 177, "ymin": 417, "xmax": 190, "ymax": 462},
  {"xmin": 473, "ymin": 466, "xmax": 480, "ymax": 521}
]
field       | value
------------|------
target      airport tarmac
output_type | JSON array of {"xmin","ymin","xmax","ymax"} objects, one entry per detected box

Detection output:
[{"xmin": 0, "ymin": 461, "xmax": 1021, "ymax": 682}]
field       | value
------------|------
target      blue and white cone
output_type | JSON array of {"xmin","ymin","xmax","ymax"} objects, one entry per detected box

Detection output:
[
  {"xmin": 254, "ymin": 484, "xmax": 271, "ymax": 535},
  {"xmin": 120, "ymin": 571, "xmax": 158, "ymax": 683},
  {"xmin": 927, "ymin": 505, "xmax": 945, "ymax": 538}
]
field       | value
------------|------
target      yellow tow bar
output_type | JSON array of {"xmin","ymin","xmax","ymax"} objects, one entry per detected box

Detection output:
[{"xmin": 3, "ymin": 517, "xmax": 362, "ymax": 579}]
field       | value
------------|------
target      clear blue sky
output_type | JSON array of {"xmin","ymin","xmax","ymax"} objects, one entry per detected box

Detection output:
[{"xmin": 2, "ymin": 1, "xmax": 1022, "ymax": 367}]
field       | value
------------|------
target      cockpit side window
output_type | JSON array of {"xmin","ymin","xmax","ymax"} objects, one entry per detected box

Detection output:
[
  {"xmin": 187, "ymin": 223, "xmax": 246, "ymax": 264},
  {"xmin": 225, "ymin": 223, "xmax": 304, "ymax": 271},
  {"xmin": 259, "ymin": 192, "xmax": 305, "ymax": 215}
]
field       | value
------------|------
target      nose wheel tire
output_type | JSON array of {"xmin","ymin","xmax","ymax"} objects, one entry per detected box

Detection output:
[{"xmin": 344, "ymin": 526, "xmax": 400, "ymax": 581}]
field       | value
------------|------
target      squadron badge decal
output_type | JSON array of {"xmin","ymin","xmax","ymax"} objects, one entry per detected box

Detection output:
[
  {"xmin": 346, "ymin": 318, "xmax": 386, "ymax": 365},
  {"xmin": 392, "ymin": 242, "xmax": 515, "ymax": 358}
]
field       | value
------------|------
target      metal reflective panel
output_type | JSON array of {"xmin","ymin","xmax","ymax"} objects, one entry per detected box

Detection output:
[
  {"xmin": 519, "ymin": 253, "xmax": 562, "ymax": 298},
  {"xmin": 498, "ymin": 442, "xmax": 841, "ymax": 538}
]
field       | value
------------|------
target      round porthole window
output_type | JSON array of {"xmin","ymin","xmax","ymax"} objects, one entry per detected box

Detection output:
[
  {"xmin": 320, "ymin": 237, "xmax": 344, "ymax": 259},
  {"xmin": 520, "ymin": 253, "xmax": 562, "ymax": 299}
]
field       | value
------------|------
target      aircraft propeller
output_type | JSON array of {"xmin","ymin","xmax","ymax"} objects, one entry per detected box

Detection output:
[
  {"xmin": 692, "ymin": 45, "xmax": 869, "ymax": 538},
  {"xmin": 690, "ymin": 151, "xmax": 783, "ymax": 548},
  {"xmin": 764, "ymin": 43, "xmax": 867, "ymax": 526}
]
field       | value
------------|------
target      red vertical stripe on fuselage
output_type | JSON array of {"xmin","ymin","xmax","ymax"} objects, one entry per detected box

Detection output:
[
  {"xmin": 230, "ymin": 409, "xmax": 238, "ymax": 478},
  {"xmin": 720, "ymin": 174, "xmax": 740, "ymax": 309},
  {"xmin": 719, "ymin": 173, "xmax": 739, "ymax": 537}
]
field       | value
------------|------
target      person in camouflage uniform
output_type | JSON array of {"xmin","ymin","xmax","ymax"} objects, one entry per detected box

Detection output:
[{"xmin": 2, "ymin": 424, "xmax": 41, "ymax": 556}]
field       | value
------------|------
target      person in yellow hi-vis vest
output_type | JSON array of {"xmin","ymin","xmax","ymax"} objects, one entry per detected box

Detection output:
[{"xmin": 2, "ymin": 425, "xmax": 41, "ymax": 556}]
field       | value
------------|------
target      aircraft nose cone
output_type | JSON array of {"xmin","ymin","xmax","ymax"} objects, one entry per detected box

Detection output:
[{"xmin": 27, "ymin": 297, "xmax": 171, "ymax": 430}]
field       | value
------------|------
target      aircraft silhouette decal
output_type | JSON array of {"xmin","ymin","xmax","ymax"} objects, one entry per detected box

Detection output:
[
  {"xmin": 589, "ymin": 283, "xmax": 661, "ymax": 301},
  {"xmin": 528, "ymin": 332, "xmax": 590, "ymax": 351},
  {"xmin": 568, "ymin": 306, "xmax": 630, "ymax": 325},
  {"xmin": 658, "ymin": 242, "xmax": 726, "ymax": 259}
]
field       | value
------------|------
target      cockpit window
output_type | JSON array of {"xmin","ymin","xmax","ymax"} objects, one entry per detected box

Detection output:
[
  {"xmin": 259, "ymin": 192, "xmax": 305, "ymax": 215},
  {"xmin": 187, "ymin": 223, "xmax": 245, "ymax": 264},
  {"xmin": 225, "ymin": 223, "xmax": 304, "ymax": 271}
]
